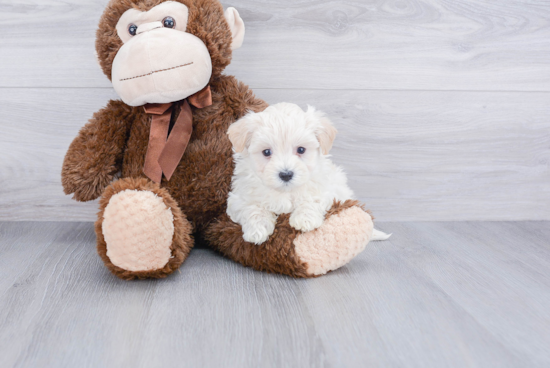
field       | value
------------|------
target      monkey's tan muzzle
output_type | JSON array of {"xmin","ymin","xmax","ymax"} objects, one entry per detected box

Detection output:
[{"xmin": 112, "ymin": 25, "xmax": 212, "ymax": 107}]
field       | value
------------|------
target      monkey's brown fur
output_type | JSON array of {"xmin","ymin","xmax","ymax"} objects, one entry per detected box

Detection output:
[{"xmin": 63, "ymin": 0, "xmax": 371, "ymax": 279}]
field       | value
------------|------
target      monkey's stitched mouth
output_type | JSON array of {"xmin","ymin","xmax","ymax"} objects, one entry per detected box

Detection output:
[
  {"xmin": 120, "ymin": 62, "xmax": 194, "ymax": 81},
  {"xmin": 141, "ymin": 25, "xmax": 162, "ymax": 33}
]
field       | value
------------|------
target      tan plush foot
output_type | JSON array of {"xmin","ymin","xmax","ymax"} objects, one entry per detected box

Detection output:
[
  {"xmin": 102, "ymin": 189, "xmax": 174, "ymax": 272},
  {"xmin": 96, "ymin": 178, "xmax": 193, "ymax": 280},
  {"xmin": 293, "ymin": 205, "xmax": 373, "ymax": 276},
  {"xmin": 205, "ymin": 200, "xmax": 373, "ymax": 278}
]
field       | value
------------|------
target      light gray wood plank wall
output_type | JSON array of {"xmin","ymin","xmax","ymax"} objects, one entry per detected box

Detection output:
[
  {"xmin": 0, "ymin": 0, "xmax": 549, "ymax": 221},
  {"xmin": 1, "ymin": 0, "xmax": 550, "ymax": 90},
  {"xmin": 1, "ymin": 88, "xmax": 549, "ymax": 221}
]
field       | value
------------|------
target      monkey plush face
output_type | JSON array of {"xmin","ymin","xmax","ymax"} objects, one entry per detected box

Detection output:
[{"xmin": 96, "ymin": 0, "xmax": 245, "ymax": 107}]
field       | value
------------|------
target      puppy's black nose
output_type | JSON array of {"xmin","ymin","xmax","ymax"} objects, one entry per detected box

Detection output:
[{"xmin": 279, "ymin": 171, "xmax": 294, "ymax": 182}]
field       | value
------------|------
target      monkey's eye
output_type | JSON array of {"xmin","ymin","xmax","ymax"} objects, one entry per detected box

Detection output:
[
  {"xmin": 163, "ymin": 16, "xmax": 176, "ymax": 29},
  {"xmin": 128, "ymin": 24, "xmax": 138, "ymax": 36},
  {"xmin": 297, "ymin": 147, "xmax": 306, "ymax": 154},
  {"xmin": 262, "ymin": 149, "xmax": 272, "ymax": 157}
]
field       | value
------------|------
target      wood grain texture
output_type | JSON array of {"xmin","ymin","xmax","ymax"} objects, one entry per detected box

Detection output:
[
  {"xmin": 0, "ymin": 88, "xmax": 548, "ymax": 221},
  {"xmin": 0, "ymin": 221, "xmax": 549, "ymax": 367},
  {"xmin": 0, "ymin": 0, "xmax": 549, "ymax": 90}
]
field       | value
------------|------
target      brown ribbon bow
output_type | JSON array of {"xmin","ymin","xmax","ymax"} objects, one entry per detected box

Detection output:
[{"xmin": 143, "ymin": 85, "xmax": 212, "ymax": 183}]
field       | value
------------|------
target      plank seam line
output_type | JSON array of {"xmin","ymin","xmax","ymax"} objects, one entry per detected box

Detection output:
[{"xmin": 1, "ymin": 87, "xmax": 549, "ymax": 94}]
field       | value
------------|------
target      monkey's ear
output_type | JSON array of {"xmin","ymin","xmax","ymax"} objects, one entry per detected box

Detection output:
[
  {"xmin": 307, "ymin": 106, "xmax": 338, "ymax": 155},
  {"xmin": 224, "ymin": 7, "xmax": 245, "ymax": 50},
  {"xmin": 227, "ymin": 113, "xmax": 256, "ymax": 153}
]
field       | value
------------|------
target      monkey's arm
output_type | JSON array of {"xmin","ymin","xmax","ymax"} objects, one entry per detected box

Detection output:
[{"xmin": 62, "ymin": 100, "xmax": 133, "ymax": 202}]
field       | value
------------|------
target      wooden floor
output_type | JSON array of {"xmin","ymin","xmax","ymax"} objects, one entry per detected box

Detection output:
[{"xmin": 1, "ymin": 221, "xmax": 548, "ymax": 368}]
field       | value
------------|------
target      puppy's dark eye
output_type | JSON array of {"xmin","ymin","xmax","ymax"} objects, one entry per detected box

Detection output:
[
  {"xmin": 163, "ymin": 16, "xmax": 176, "ymax": 28},
  {"xmin": 297, "ymin": 147, "xmax": 306, "ymax": 154},
  {"xmin": 262, "ymin": 149, "xmax": 272, "ymax": 157},
  {"xmin": 128, "ymin": 24, "xmax": 138, "ymax": 36}
]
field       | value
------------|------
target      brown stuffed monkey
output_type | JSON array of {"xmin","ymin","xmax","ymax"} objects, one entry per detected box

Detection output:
[{"xmin": 62, "ymin": 0, "xmax": 374, "ymax": 280}]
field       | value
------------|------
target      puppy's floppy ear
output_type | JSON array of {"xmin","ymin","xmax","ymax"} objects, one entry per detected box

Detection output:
[
  {"xmin": 227, "ymin": 112, "xmax": 257, "ymax": 153},
  {"xmin": 307, "ymin": 106, "xmax": 337, "ymax": 155}
]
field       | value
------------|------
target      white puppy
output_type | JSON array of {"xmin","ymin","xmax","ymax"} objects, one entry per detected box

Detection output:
[{"xmin": 226, "ymin": 102, "xmax": 390, "ymax": 245}]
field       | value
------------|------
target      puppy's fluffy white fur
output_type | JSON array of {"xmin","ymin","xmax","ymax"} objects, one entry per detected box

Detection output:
[{"xmin": 226, "ymin": 103, "xmax": 390, "ymax": 245}]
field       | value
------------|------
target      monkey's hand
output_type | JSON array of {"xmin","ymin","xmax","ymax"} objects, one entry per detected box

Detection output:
[{"xmin": 62, "ymin": 101, "xmax": 133, "ymax": 202}]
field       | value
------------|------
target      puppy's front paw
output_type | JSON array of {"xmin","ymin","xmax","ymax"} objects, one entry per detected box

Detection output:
[
  {"xmin": 290, "ymin": 209, "xmax": 325, "ymax": 233},
  {"xmin": 242, "ymin": 217, "xmax": 276, "ymax": 245}
]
